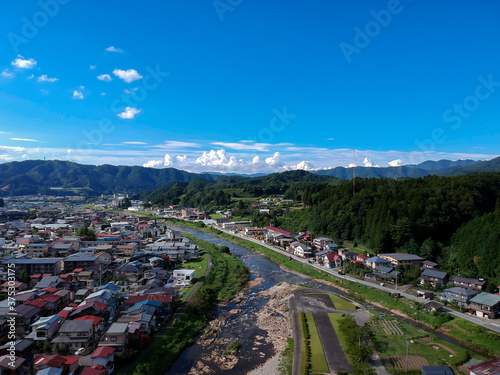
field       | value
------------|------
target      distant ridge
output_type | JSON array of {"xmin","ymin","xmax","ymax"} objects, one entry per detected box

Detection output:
[{"xmin": 0, "ymin": 157, "xmax": 498, "ymax": 196}]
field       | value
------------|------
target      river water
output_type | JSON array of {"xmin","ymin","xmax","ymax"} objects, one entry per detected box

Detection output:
[{"xmin": 168, "ymin": 227, "xmax": 487, "ymax": 374}]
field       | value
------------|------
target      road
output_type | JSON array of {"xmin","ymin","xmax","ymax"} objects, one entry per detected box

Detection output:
[
  {"xmin": 215, "ymin": 226, "xmax": 500, "ymax": 334},
  {"xmin": 118, "ymin": 252, "xmax": 212, "ymax": 375}
]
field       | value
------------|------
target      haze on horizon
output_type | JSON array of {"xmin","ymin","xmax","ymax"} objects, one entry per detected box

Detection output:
[{"xmin": 0, "ymin": 1, "xmax": 499, "ymax": 174}]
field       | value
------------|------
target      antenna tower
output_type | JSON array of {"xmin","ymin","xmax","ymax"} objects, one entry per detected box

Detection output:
[{"xmin": 353, "ymin": 150, "xmax": 355, "ymax": 196}]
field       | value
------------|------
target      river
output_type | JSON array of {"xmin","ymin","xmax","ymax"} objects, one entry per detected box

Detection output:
[{"xmin": 168, "ymin": 226, "xmax": 487, "ymax": 374}]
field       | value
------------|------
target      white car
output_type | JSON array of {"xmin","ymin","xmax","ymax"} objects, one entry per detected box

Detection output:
[{"xmin": 75, "ymin": 348, "xmax": 86, "ymax": 355}]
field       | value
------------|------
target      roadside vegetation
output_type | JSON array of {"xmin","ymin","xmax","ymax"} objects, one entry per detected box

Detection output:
[
  {"xmin": 279, "ymin": 338, "xmax": 294, "ymax": 375},
  {"xmin": 299, "ymin": 312, "xmax": 329, "ymax": 374}
]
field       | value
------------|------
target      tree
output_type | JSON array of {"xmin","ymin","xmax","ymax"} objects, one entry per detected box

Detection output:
[
  {"xmin": 76, "ymin": 224, "xmax": 96, "ymax": 240},
  {"xmin": 19, "ymin": 270, "xmax": 31, "ymax": 284}
]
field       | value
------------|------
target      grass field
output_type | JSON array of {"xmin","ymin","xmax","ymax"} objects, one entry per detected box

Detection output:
[
  {"xmin": 300, "ymin": 313, "xmax": 329, "ymax": 374},
  {"xmin": 329, "ymin": 294, "xmax": 356, "ymax": 310},
  {"xmin": 304, "ymin": 292, "xmax": 356, "ymax": 311},
  {"xmin": 441, "ymin": 318, "xmax": 500, "ymax": 356}
]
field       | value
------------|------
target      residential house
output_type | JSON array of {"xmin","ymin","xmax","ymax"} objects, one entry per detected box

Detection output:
[
  {"xmin": 63, "ymin": 254, "xmax": 97, "ymax": 272},
  {"xmin": 421, "ymin": 269, "xmax": 449, "ymax": 287},
  {"xmin": 33, "ymin": 354, "xmax": 80, "ymax": 375},
  {"xmin": 52, "ymin": 319, "xmax": 95, "ymax": 355},
  {"xmin": 15, "ymin": 304, "xmax": 41, "ymax": 334},
  {"xmin": 0, "ymin": 355, "xmax": 27, "ymax": 375},
  {"xmin": 98, "ymin": 322, "xmax": 129, "ymax": 356},
  {"xmin": 26, "ymin": 315, "xmax": 63, "ymax": 341},
  {"xmin": 35, "ymin": 276, "xmax": 65, "ymax": 290},
  {"xmin": 466, "ymin": 292, "xmax": 500, "ymax": 319},
  {"xmin": 90, "ymin": 347, "xmax": 115, "ymax": 374},
  {"xmin": 312, "ymin": 237, "xmax": 335, "ymax": 250},
  {"xmin": 365, "ymin": 256, "xmax": 391, "ymax": 269},
  {"xmin": 0, "ymin": 340, "xmax": 34, "ymax": 366},
  {"xmin": 368, "ymin": 265, "xmax": 401, "ymax": 283},
  {"xmin": 424, "ymin": 301, "xmax": 444, "ymax": 314},
  {"xmin": 421, "ymin": 260, "xmax": 440, "ymax": 270},
  {"xmin": 377, "ymin": 253, "xmax": 424, "ymax": 267},
  {"xmin": 438, "ymin": 287, "xmax": 478, "ymax": 307},
  {"xmin": 324, "ymin": 253, "xmax": 342, "ymax": 268},
  {"xmin": 116, "ymin": 265, "xmax": 143, "ymax": 282},
  {"xmin": 289, "ymin": 242, "xmax": 313, "ymax": 258},
  {"xmin": 173, "ymin": 269, "xmax": 195, "ymax": 286},
  {"xmin": 469, "ymin": 359, "xmax": 500, "ymax": 375},
  {"xmin": 0, "ymin": 281, "xmax": 27, "ymax": 294},
  {"xmin": 75, "ymin": 289, "xmax": 91, "ymax": 304},
  {"xmin": 452, "ymin": 277, "xmax": 487, "ymax": 292}
]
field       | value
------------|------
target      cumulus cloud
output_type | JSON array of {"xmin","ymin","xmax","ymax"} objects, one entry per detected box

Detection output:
[
  {"xmin": 265, "ymin": 152, "xmax": 283, "ymax": 167},
  {"xmin": 117, "ymin": 107, "xmax": 141, "ymax": 119},
  {"xmin": 97, "ymin": 74, "xmax": 112, "ymax": 82},
  {"xmin": 38, "ymin": 75, "xmax": 58, "ymax": 82},
  {"xmin": 389, "ymin": 159, "xmax": 404, "ymax": 167},
  {"xmin": 11, "ymin": 55, "xmax": 37, "ymax": 69},
  {"xmin": 72, "ymin": 90, "xmax": 84, "ymax": 100},
  {"xmin": 113, "ymin": 69, "xmax": 142, "ymax": 83},
  {"xmin": 106, "ymin": 46, "xmax": 123, "ymax": 53},
  {"xmin": 363, "ymin": 157, "xmax": 379, "ymax": 167},
  {"xmin": 287, "ymin": 160, "xmax": 315, "ymax": 170}
]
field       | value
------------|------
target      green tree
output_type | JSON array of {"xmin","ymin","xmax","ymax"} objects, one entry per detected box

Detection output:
[{"xmin": 19, "ymin": 270, "xmax": 31, "ymax": 284}]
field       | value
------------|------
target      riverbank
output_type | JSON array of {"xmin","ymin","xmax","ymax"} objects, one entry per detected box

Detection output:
[{"xmin": 167, "ymin": 220, "xmax": 500, "ymax": 358}]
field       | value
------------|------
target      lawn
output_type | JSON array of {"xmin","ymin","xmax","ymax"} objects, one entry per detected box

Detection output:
[
  {"xmin": 329, "ymin": 294, "xmax": 356, "ymax": 310},
  {"xmin": 300, "ymin": 313, "xmax": 329, "ymax": 374},
  {"xmin": 177, "ymin": 249, "xmax": 208, "ymax": 302},
  {"xmin": 210, "ymin": 213, "xmax": 223, "ymax": 219},
  {"xmin": 343, "ymin": 246, "xmax": 371, "ymax": 255},
  {"xmin": 304, "ymin": 292, "xmax": 356, "ymax": 311}
]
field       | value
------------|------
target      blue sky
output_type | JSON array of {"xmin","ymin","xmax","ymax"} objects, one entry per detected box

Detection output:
[{"xmin": 0, "ymin": 0, "xmax": 499, "ymax": 173}]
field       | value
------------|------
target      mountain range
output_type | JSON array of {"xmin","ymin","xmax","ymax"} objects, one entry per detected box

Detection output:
[{"xmin": 0, "ymin": 157, "xmax": 498, "ymax": 196}]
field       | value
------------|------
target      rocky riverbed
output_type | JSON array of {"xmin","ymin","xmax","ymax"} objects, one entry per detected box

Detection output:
[{"xmin": 188, "ymin": 281, "xmax": 299, "ymax": 375}]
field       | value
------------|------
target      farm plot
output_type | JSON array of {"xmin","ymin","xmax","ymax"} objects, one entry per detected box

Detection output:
[
  {"xmin": 372, "ymin": 319, "xmax": 404, "ymax": 335},
  {"xmin": 385, "ymin": 355, "xmax": 429, "ymax": 370}
]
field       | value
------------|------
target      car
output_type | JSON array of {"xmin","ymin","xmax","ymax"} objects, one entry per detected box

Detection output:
[
  {"xmin": 338, "ymin": 270, "xmax": 343, "ymax": 275},
  {"xmin": 75, "ymin": 348, "xmax": 85, "ymax": 355}
]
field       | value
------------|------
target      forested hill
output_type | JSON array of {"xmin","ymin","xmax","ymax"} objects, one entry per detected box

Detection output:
[
  {"xmin": 0, "ymin": 160, "xmax": 216, "ymax": 196},
  {"xmin": 277, "ymin": 173, "xmax": 500, "ymax": 254},
  {"xmin": 137, "ymin": 170, "xmax": 340, "ymax": 209}
]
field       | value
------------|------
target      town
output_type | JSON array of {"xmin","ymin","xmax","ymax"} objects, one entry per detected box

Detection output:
[{"xmin": 0, "ymin": 194, "xmax": 499, "ymax": 375}]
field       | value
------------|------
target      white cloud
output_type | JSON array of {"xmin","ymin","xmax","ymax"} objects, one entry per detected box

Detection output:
[
  {"xmin": 113, "ymin": 69, "xmax": 142, "ymax": 83},
  {"xmin": 72, "ymin": 90, "xmax": 84, "ymax": 100},
  {"xmin": 122, "ymin": 141, "xmax": 147, "ymax": 145},
  {"xmin": 10, "ymin": 138, "xmax": 38, "ymax": 142},
  {"xmin": 212, "ymin": 141, "xmax": 270, "ymax": 152},
  {"xmin": 124, "ymin": 88, "xmax": 138, "ymax": 94},
  {"xmin": 106, "ymin": 46, "xmax": 123, "ymax": 53},
  {"xmin": 362, "ymin": 157, "xmax": 379, "ymax": 167},
  {"xmin": 265, "ymin": 152, "xmax": 283, "ymax": 167},
  {"xmin": 40, "ymin": 89, "xmax": 49, "ymax": 95},
  {"xmin": 287, "ymin": 160, "xmax": 315, "ymax": 170},
  {"xmin": 79, "ymin": 85, "xmax": 85, "ymax": 90},
  {"xmin": 389, "ymin": 159, "xmax": 404, "ymax": 167},
  {"xmin": 152, "ymin": 141, "xmax": 200, "ymax": 150},
  {"xmin": 327, "ymin": 138, "xmax": 335, "ymax": 141},
  {"xmin": 97, "ymin": 74, "xmax": 112, "ymax": 82},
  {"xmin": 90, "ymin": 65, "xmax": 96, "ymax": 70},
  {"xmin": 27, "ymin": 74, "xmax": 34, "ymax": 79},
  {"xmin": 11, "ymin": 55, "xmax": 37, "ymax": 69},
  {"xmin": 1, "ymin": 70, "xmax": 14, "ymax": 79},
  {"xmin": 117, "ymin": 107, "xmax": 141, "ymax": 119},
  {"xmin": 38, "ymin": 75, "xmax": 58, "ymax": 82},
  {"xmin": 101, "ymin": 92, "xmax": 106, "ymax": 96}
]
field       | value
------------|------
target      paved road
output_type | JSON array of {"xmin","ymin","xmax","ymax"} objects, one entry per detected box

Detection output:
[
  {"xmin": 118, "ymin": 252, "xmax": 212, "ymax": 375},
  {"xmin": 216, "ymin": 227, "xmax": 500, "ymax": 334}
]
